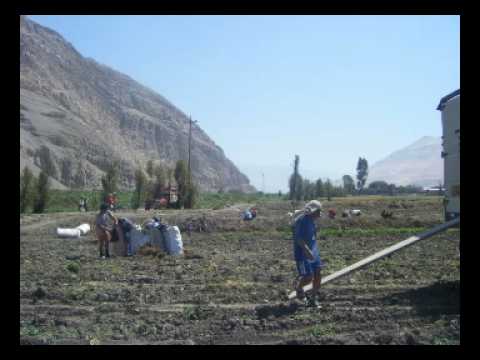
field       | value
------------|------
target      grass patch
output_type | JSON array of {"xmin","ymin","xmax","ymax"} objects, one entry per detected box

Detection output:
[
  {"xmin": 321, "ymin": 227, "xmax": 428, "ymax": 237},
  {"xmin": 20, "ymin": 324, "xmax": 41, "ymax": 337},
  {"xmin": 40, "ymin": 190, "xmax": 287, "ymax": 213},
  {"xmin": 64, "ymin": 287, "xmax": 86, "ymax": 301},
  {"xmin": 94, "ymin": 260, "xmax": 124, "ymax": 275},
  {"xmin": 196, "ymin": 192, "xmax": 284, "ymax": 210},
  {"xmin": 432, "ymin": 336, "xmax": 457, "ymax": 345},
  {"xmin": 40, "ymin": 190, "xmax": 133, "ymax": 213},
  {"xmin": 34, "ymin": 191, "xmax": 446, "ymax": 216},
  {"xmin": 183, "ymin": 305, "xmax": 210, "ymax": 321},
  {"xmin": 20, "ymin": 324, "xmax": 60, "ymax": 344},
  {"xmin": 323, "ymin": 257, "xmax": 349, "ymax": 272},
  {"xmin": 310, "ymin": 324, "xmax": 336, "ymax": 337},
  {"xmin": 66, "ymin": 261, "xmax": 80, "ymax": 274}
]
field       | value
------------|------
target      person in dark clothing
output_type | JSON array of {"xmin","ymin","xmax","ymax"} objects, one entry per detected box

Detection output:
[
  {"xmin": 292, "ymin": 200, "xmax": 324, "ymax": 308},
  {"xmin": 118, "ymin": 217, "xmax": 135, "ymax": 256},
  {"xmin": 79, "ymin": 197, "xmax": 88, "ymax": 212}
]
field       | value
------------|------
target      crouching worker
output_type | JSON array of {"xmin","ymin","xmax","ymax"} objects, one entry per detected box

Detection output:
[
  {"xmin": 118, "ymin": 217, "xmax": 135, "ymax": 256},
  {"xmin": 243, "ymin": 207, "xmax": 257, "ymax": 221},
  {"xmin": 95, "ymin": 203, "xmax": 118, "ymax": 259},
  {"xmin": 292, "ymin": 200, "xmax": 324, "ymax": 307}
]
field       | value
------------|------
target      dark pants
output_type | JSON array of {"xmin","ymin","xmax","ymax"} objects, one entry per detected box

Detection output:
[{"xmin": 96, "ymin": 228, "xmax": 111, "ymax": 257}]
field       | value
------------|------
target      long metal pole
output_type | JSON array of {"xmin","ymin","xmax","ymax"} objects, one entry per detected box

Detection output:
[{"xmin": 288, "ymin": 217, "xmax": 460, "ymax": 299}]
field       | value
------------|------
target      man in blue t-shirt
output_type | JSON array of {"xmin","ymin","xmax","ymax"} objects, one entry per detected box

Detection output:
[{"xmin": 293, "ymin": 200, "xmax": 324, "ymax": 307}]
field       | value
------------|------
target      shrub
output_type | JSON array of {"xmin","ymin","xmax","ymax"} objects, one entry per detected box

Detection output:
[
  {"xmin": 131, "ymin": 168, "xmax": 147, "ymax": 210},
  {"xmin": 66, "ymin": 262, "xmax": 80, "ymax": 274},
  {"xmin": 101, "ymin": 162, "xmax": 119, "ymax": 202},
  {"xmin": 33, "ymin": 171, "xmax": 50, "ymax": 213},
  {"xmin": 20, "ymin": 166, "xmax": 35, "ymax": 213}
]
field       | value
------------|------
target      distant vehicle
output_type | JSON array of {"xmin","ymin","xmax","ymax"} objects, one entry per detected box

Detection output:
[
  {"xmin": 145, "ymin": 186, "xmax": 178, "ymax": 210},
  {"xmin": 437, "ymin": 89, "xmax": 460, "ymax": 221},
  {"xmin": 423, "ymin": 186, "xmax": 445, "ymax": 195}
]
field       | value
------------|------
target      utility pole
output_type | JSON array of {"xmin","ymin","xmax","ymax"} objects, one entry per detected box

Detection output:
[
  {"xmin": 188, "ymin": 116, "xmax": 198, "ymax": 186},
  {"xmin": 292, "ymin": 155, "xmax": 299, "ymax": 201},
  {"xmin": 188, "ymin": 116, "xmax": 192, "ymax": 182}
]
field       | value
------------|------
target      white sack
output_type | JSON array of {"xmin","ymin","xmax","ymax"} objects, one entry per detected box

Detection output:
[
  {"xmin": 163, "ymin": 226, "xmax": 183, "ymax": 255},
  {"xmin": 57, "ymin": 228, "xmax": 81, "ymax": 238},
  {"xmin": 75, "ymin": 223, "xmax": 91, "ymax": 235}
]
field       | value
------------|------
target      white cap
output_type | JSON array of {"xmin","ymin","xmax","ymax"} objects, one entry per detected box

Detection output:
[{"xmin": 305, "ymin": 200, "xmax": 323, "ymax": 214}]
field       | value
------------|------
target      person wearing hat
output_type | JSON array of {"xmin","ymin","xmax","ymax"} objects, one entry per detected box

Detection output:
[
  {"xmin": 95, "ymin": 203, "xmax": 118, "ymax": 259},
  {"xmin": 292, "ymin": 200, "xmax": 324, "ymax": 307}
]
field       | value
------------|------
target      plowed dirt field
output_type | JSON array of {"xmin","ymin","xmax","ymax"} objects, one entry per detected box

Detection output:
[{"xmin": 20, "ymin": 196, "xmax": 460, "ymax": 345}]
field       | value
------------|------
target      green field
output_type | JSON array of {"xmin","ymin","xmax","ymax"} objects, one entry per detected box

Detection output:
[{"xmin": 29, "ymin": 189, "xmax": 439, "ymax": 214}]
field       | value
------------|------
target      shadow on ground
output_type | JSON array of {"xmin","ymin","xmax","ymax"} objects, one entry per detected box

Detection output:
[
  {"xmin": 383, "ymin": 280, "xmax": 460, "ymax": 317},
  {"xmin": 255, "ymin": 302, "xmax": 301, "ymax": 319}
]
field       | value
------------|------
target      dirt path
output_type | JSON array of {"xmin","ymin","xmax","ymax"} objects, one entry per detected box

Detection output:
[{"xmin": 20, "ymin": 215, "xmax": 75, "ymax": 232}]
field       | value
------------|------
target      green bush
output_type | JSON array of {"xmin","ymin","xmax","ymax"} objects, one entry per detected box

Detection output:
[
  {"xmin": 66, "ymin": 262, "xmax": 80, "ymax": 274},
  {"xmin": 33, "ymin": 171, "xmax": 50, "ymax": 213},
  {"xmin": 20, "ymin": 166, "xmax": 35, "ymax": 213}
]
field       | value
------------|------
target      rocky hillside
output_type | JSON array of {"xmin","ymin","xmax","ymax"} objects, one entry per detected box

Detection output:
[
  {"xmin": 367, "ymin": 136, "xmax": 443, "ymax": 187},
  {"xmin": 20, "ymin": 16, "xmax": 255, "ymax": 192}
]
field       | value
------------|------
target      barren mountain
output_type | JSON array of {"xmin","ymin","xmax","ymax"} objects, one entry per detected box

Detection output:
[
  {"xmin": 20, "ymin": 16, "xmax": 255, "ymax": 192},
  {"xmin": 367, "ymin": 136, "xmax": 443, "ymax": 187}
]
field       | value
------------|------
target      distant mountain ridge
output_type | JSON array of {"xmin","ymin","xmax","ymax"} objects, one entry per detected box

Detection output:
[
  {"xmin": 367, "ymin": 136, "xmax": 443, "ymax": 187},
  {"xmin": 20, "ymin": 16, "xmax": 255, "ymax": 192}
]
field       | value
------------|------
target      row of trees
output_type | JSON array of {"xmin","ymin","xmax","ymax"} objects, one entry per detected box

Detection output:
[
  {"xmin": 288, "ymin": 155, "xmax": 348, "ymax": 201},
  {"xmin": 362, "ymin": 181, "xmax": 423, "ymax": 195},
  {"xmin": 288, "ymin": 155, "xmax": 425, "ymax": 199},
  {"xmin": 20, "ymin": 167, "xmax": 50, "ymax": 213},
  {"xmin": 20, "ymin": 156, "xmax": 199, "ymax": 213}
]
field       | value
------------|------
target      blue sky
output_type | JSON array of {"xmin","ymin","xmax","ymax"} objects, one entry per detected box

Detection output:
[{"xmin": 27, "ymin": 15, "xmax": 459, "ymax": 192}]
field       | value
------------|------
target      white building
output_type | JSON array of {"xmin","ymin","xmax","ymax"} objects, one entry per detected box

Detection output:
[{"xmin": 437, "ymin": 89, "xmax": 460, "ymax": 221}]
